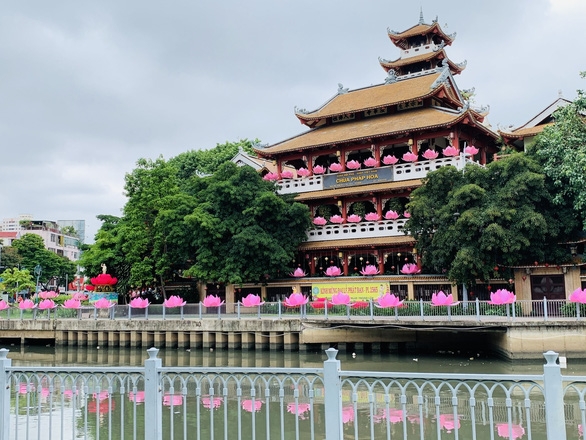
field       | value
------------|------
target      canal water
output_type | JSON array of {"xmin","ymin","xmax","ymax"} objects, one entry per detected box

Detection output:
[{"xmin": 4, "ymin": 345, "xmax": 585, "ymax": 440}]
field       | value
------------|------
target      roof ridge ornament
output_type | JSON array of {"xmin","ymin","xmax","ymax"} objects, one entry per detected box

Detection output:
[
  {"xmin": 251, "ymin": 140, "xmax": 269, "ymax": 149},
  {"xmin": 378, "ymin": 56, "xmax": 391, "ymax": 64},
  {"xmin": 448, "ymin": 31, "xmax": 457, "ymax": 40},
  {"xmin": 419, "ymin": 7, "xmax": 424, "ymax": 25},
  {"xmin": 457, "ymin": 60, "xmax": 467, "ymax": 69},
  {"xmin": 432, "ymin": 41, "xmax": 446, "ymax": 52},
  {"xmin": 387, "ymin": 27, "xmax": 399, "ymax": 36},
  {"xmin": 457, "ymin": 101, "xmax": 470, "ymax": 113},
  {"xmin": 384, "ymin": 69, "xmax": 398, "ymax": 84},
  {"xmin": 294, "ymin": 106, "xmax": 308, "ymax": 115},
  {"xmin": 337, "ymin": 83, "xmax": 349, "ymax": 94},
  {"xmin": 430, "ymin": 63, "xmax": 451, "ymax": 89},
  {"xmin": 432, "ymin": 15, "xmax": 438, "ymax": 23}
]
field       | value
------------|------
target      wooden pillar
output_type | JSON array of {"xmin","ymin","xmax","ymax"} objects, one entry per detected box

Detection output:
[
  {"xmin": 342, "ymin": 251, "xmax": 349, "ymax": 276},
  {"xmin": 309, "ymin": 256, "xmax": 316, "ymax": 277},
  {"xmin": 407, "ymin": 282, "xmax": 415, "ymax": 301},
  {"xmin": 373, "ymin": 144, "xmax": 380, "ymax": 167},
  {"xmin": 378, "ymin": 250, "xmax": 385, "ymax": 276},
  {"xmin": 376, "ymin": 196, "xmax": 383, "ymax": 219},
  {"xmin": 338, "ymin": 150, "xmax": 345, "ymax": 170}
]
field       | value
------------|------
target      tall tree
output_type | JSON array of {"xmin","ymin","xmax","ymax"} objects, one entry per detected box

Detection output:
[
  {"xmin": 529, "ymin": 73, "xmax": 586, "ymax": 228},
  {"xmin": 184, "ymin": 162, "xmax": 311, "ymax": 285},
  {"xmin": 0, "ymin": 267, "xmax": 35, "ymax": 296},
  {"xmin": 406, "ymin": 154, "xmax": 578, "ymax": 287}
]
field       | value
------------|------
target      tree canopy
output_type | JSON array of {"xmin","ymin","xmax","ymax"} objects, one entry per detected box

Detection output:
[
  {"xmin": 529, "ymin": 73, "xmax": 586, "ymax": 228},
  {"xmin": 406, "ymin": 154, "xmax": 579, "ymax": 286}
]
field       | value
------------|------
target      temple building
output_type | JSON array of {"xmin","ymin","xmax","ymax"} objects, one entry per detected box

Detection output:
[{"xmin": 254, "ymin": 13, "xmax": 499, "ymax": 289}]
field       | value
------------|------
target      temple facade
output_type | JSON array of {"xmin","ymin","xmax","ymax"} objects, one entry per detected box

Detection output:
[{"xmin": 254, "ymin": 14, "xmax": 499, "ymax": 285}]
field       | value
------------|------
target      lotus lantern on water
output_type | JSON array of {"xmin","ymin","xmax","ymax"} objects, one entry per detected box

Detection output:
[
  {"xmin": 203, "ymin": 295, "xmax": 224, "ymax": 308},
  {"xmin": 360, "ymin": 265, "xmax": 380, "ymax": 276},
  {"xmin": 346, "ymin": 160, "xmax": 361, "ymax": 170},
  {"xmin": 376, "ymin": 293, "xmax": 403, "ymax": 308},
  {"xmin": 442, "ymin": 146, "xmax": 459, "ymax": 157},
  {"xmin": 382, "ymin": 155, "xmax": 399, "ymax": 165},
  {"xmin": 283, "ymin": 293, "xmax": 308, "ymax": 307},
  {"xmin": 439, "ymin": 414, "xmax": 461, "ymax": 433},
  {"xmin": 325, "ymin": 266, "xmax": 342, "ymax": 277},
  {"xmin": 431, "ymin": 291, "xmax": 459, "ymax": 306},
  {"xmin": 422, "ymin": 149, "xmax": 439, "ymax": 160},
  {"xmin": 242, "ymin": 399, "xmax": 263, "ymax": 413},
  {"xmin": 287, "ymin": 403, "xmax": 311, "ymax": 419},
  {"xmin": 488, "ymin": 289, "xmax": 516, "ymax": 305},
  {"xmin": 164, "ymin": 295, "xmax": 186, "ymax": 308},
  {"xmin": 241, "ymin": 294, "xmax": 264, "ymax": 307},
  {"xmin": 330, "ymin": 292, "xmax": 351, "ymax": 306},
  {"xmin": 328, "ymin": 163, "xmax": 343, "ymax": 172},
  {"xmin": 202, "ymin": 396, "xmax": 223, "ymax": 409},
  {"xmin": 402, "ymin": 152, "xmax": 418, "ymax": 162},
  {"xmin": 496, "ymin": 423, "xmax": 525, "ymax": 439},
  {"xmin": 385, "ymin": 210, "xmax": 399, "ymax": 220},
  {"xmin": 290, "ymin": 268, "xmax": 307, "ymax": 278},
  {"xmin": 400, "ymin": 263, "xmax": 420, "ymax": 275},
  {"xmin": 313, "ymin": 216, "xmax": 327, "ymax": 226},
  {"xmin": 363, "ymin": 157, "xmax": 377, "ymax": 167},
  {"xmin": 129, "ymin": 297, "xmax": 150, "ymax": 308}
]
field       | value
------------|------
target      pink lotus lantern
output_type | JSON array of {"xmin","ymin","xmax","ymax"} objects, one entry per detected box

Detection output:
[
  {"xmin": 262, "ymin": 172, "xmax": 280, "ymax": 181},
  {"xmin": 325, "ymin": 266, "xmax": 342, "ymax": 277},
  {"xmin": 39, "ymin": 291, "xmax": 58, "ymax": 300},
  {"xmin": 63, "ymin": 299, "xmax": 81, "ymax": 309},
  {"xmin": 280, "ymin": 170, "xmax": 294, "ymax": 179},
  {"xmin": 376, "ymin": 293, "xmax": 403, "ymax": 308},
  {"xmin": 347, "ymin": 214, "xmax": 362, "ymax": 223},
  {"xmin": 93, "ymin": 390, "xmax": 110, "ymax": 401},
  {"xmin": 283, "ymin": 293, "xmax": 308, "ymax": 307},
  {"xmin": 39, "ymin": 299, "xmax": 57, "ymax": 310},
  {"xmin": 312, "ymin": 165, "xmax": 325, "ymax": 174},
  {"xmin": 331, "ymin": 292, "xmax": 351, "ymax": 306},
  {"xmin": 203, "ymin": 295, "xmax": 224, "ymax": 308},
  {"xmin": 364, "ymin": 212, "xmax": 380, "ymax": 221},
  {"xmin": 342, "ymin": 406, "xmax": 355, "ymax": 424},
  {"xmin": 402, "ymin": 152, "xmax": 418, "ymax": 162},
  {"xmin": 464, "ymin": 145, "xmax": 479, "ymax": 156},
  {"xmin": 496, "ymin": 423, "xmax": 525, "ymax": 439},
  {"xmin": 373, "ymin": 408, "xmax": 404, "ymax": 424},
  {"xmin": 63, "ymin": 389, "xmax": 79, "ymax": 399},
  {"xmin": 431, "ymin": 291, "xmax": 459, "ymax": 306},
  {"xmin": 310, "ymin": 298, "xmax": 333, "ymax": 310},
  {"xmin": 72, "ymin": 292, "xmax": 88, "ymax": 301},
  {"xmin": 313, "ymin": 216, "xmax": 327, "ymax": 226},
  {"xmin": 382, "ymin": 155, "xmax": 399, "ymax": 165},
  {"xmin": 94, "ymin": 298, "xmax": 115, "ymax": 309},
  {"xmin": 164, "ymin": 295, "xmax": 186, "ymax": 308},
  {"xmin": 403, "ymin": 211, "xmax": 411, "ymax": 218},
  {"xmin": 88, "ymin": 399, "xmax": 115, "ymax": 414},
  {"xmin": 241, "ymin": 294, "xmax": 264, "ymax": 307},
  {"xmin": 442, "ymin": 146, "xmax": 459, "ymax": 157},
  {"xmin": 422, "ymin": 149, "xmax": 439, "ymax": 160},
  {"xmin": 163, "ymin": 394, "xmax": 183, "ymax": 406},
  {"xmin": 439, "ymin": 414, "xmax": 460, "ymax": 433},
  {"xmin": 329, "ymin": 215, "xmax": 343, "ymax": 224},
  {"xmin": 202, "ymin": 396, "xmax": 223, "ymax": 409},
  {"xmin": 346, "ymin": 160, "xmax": 361, "ymax": 170},
  {"xmin": 488, "ymin": 289, "xmax": 516, "ymax": 305},
  {"xmin": 385, "ymin": 210, "xmax": 399, "ymax": 220},
  {"xmin": 287, "ymin": 403, "xmax": 311, "ymax": 419},
  {"xmin": 129, "ymin": 391, "xmax": 145, "ymax": 403},
  {"xmin": 0, "ymin": 300, "xmax": 9, "ymax": 311},
  {"xmin": 90, "ymin": 274, "xmax": 118, "ymax": 287},
  {"xmin": 569, "ymin": 288, "xmax": 586, "ymax": 303},
  {"xmin": 363, "ymin": 157, "xmax": 377, "ymax": 167},
  {"xmin": 129, "ymin": 297, "xmax": 150, "ymax": 308},
  {"xmin": 290, "ymin": 268, "xmax": 307, "ymax": 277},
  {"xmin": 329, "ymin": 163, "xmax": 343, "ymax": 172},
  {"xmin": 400, "ymin": 263, "xmax": 420, "ymax": 275},
  {"xmin": 19, "ymin": 299, "xmax": 36, "ymax": 310},
  {"xmin": 297, "ymin": 167, "xmax": 310, "ymax": 177},
  {"xmin": 360, "ymin": 265, "xmax": 380, "ymax": 276},
  {"xmin": 242, "ymin": 399, "xmax": 263, "ymax": 413}
]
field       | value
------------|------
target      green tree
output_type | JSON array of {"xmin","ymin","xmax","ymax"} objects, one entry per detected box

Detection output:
[
  {"xmin": 529, "ymin": 73, "xmax": 586, "ymax": 228},
  {"xmin": 406, "ymin": 154, "xmax": 578, "ymax": 287},
  {"xmin": 0, "ymin": 267, "xmax": 35, "ymax": 295},
  {"xmin": 0, "ymin": 246, "xmax": 22, "ymax": 269},
  {"xmin": 183, "ymin": 162, "xmax": 311, "ymax": 285},
  {"xmin": 60, "ymin": 226, "xmax": 78, "ymax": 238},
  {"xmin": 11, "ymin": 234, "xmax": 76, "ymax": 288}
]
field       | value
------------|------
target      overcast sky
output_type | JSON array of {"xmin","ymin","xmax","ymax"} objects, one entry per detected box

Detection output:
[{"xmin": 1, "ymin": 0, "xmax": 584, "ymax": 242}]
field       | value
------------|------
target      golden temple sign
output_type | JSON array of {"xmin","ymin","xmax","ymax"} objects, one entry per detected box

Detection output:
[{"xmin": 323, "ymin": 167, "xmax": 393, "ymax": 189}]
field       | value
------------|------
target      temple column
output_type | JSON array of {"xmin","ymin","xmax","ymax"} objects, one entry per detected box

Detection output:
[
  {"xmin": 378, "ymin": 250, "xmax": 385, "ymax": 275},
  {"xmin": 373, "ymin": 144, "xmax": 380, "ymax": 167},
  {"xmin": 342, "ymin": 252, "xmax": 349, "ymax": 276},
  {"xmin": 375, "ymin": 196, "xmax": 382, "ymax": 219},
  {"xmin": 338, "ymin": 150, "xmax": 345, "ymax": 171}
]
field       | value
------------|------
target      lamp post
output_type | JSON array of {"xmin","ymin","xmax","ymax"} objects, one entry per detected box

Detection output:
[{"xmin": 33, "ymin": 265, "xmax": 42, "ymax": 296}]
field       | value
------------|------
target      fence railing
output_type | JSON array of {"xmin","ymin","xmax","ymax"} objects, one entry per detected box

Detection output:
[
  {"xmin": 0, "ymin": 347, "xmax": 581, "ymax": 440},
  {"xmin": 2, "ymin": 298, "xmax": 586, "ymax": 323}
]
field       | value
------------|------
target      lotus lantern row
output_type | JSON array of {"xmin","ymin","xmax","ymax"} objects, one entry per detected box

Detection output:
[{"xmin": 314, "ymin": 211, "xmax": 410, "ymax": 225}]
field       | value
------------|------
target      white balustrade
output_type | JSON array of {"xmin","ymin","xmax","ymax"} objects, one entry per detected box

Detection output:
[
  {"xmin": 277, "ymin": 175, "xmax": 323, "ymax": 194},
  {"xmin": 306, "ymin": 219, "xmax": 407, "ymax": 242}
]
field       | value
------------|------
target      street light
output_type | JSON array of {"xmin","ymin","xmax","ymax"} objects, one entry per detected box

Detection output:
[{"xmin": 34, "ymin": 265, "xmax": 42, "ymax": 295}]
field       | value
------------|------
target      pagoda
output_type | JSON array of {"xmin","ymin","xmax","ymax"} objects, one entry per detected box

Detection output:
[{"xmin": 254, "ymin": 12, "xmax": 499, "ymax": 282}]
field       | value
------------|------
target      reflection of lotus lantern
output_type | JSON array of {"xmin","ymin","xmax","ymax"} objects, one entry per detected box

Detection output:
[{"xmin": 90, "ymin": 274, "xmax": 118, "ymax": 293}]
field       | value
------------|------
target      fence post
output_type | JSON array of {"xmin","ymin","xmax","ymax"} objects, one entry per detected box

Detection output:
[
  {"xmin": 0, "ymin": 349, "xmax": 11, "ymax": 440},
  {"xmin": 144, "ymin": 347, "xmax": 163, "ymax": 440},
  {"xmin": 323, "ymin": 348, "xmax": 342, "ymax": 440},
  {"xmin": 543, "ymin": 298, "xmax": 548, "ymax": 321},
  {"xmin": 543, "ymin": 351, "xmax": 567, "ymax": 440}
]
